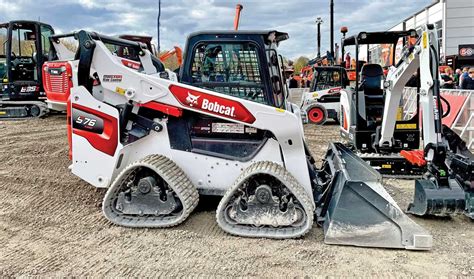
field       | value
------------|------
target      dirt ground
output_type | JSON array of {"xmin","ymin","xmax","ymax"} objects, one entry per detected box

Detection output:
[{"xmin": 0, "ymin": 115, "xmax": 472, "ymax": 277}]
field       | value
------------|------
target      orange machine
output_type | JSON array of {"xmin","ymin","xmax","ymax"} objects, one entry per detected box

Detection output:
[{"xmin": 159, "ymin": 46, "xmax": 183, "ymax": 66}]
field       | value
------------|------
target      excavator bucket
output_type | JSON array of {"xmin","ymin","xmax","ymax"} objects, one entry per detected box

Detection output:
[
  {"xmin": 407, "ymin": 179, "xmax": 465, "ymax": 217},
  {"xmin": 317, "ymin": 143, "xmax": 432, "ymax": 250}
]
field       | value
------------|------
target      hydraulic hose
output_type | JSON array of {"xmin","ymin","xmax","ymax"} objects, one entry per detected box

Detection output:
[{"xmin": 440, "ymin": 94, "xmax": 450, "ymax": 118}]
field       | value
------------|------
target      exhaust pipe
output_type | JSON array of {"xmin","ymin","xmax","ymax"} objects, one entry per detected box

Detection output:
[{"xmin": 234, "ymin": 4, "xmax": 243, "ymax": 30}]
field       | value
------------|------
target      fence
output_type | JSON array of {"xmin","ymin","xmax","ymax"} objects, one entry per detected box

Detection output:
[{"xmin": 290, "ymin": 86, "xmax": 474, "ymax": 151}]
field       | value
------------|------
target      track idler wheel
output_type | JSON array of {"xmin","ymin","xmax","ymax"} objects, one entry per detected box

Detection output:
[
  {"xmin": 102, "ymin": 155, "xmax": 199, "ymax": 227},
  {"xmin": 216, "ymin": 161, "xmax": 314, "ymax": 239}
]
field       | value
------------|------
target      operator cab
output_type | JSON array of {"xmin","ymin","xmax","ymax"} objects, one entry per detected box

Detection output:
[
  {"xmin": 310, "ymin": 66, "xmax": 349, "ymax": 102},
  {"xmin": 0, "ymin": 20, "xmax": 54, "ymax": 101},
  {"xmin": 339, "ymin": 30, "xmax": 419, "ymax": 152},
  {"xmin": 180, "ymin": 30, "xmax": 289, "ymax": 109}
]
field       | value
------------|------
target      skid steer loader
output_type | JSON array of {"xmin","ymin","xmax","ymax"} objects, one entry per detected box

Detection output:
[
  {"xmin": 301, "ymin": 66, "xmax": 349, "ymax": 124},
  {"xmin": 44, "ymin": 29, "xmax": 433, "ymax": 250},
  {"xmin": 338, "ymin": 25, "xmax": 473, "ymax": 219}
]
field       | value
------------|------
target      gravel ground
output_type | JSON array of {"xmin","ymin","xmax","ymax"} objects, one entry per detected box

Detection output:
[{"xmin": 0, "ymin": 116, "xmax": 473, "ymax": 277}]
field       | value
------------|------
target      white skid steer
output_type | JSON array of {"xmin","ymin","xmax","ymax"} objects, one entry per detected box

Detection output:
[{"xmin": 45, "ymin": 30, "xmax": 432, "ymax": 249}]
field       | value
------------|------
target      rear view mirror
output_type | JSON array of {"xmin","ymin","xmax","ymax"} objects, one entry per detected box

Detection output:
[{"xmin": 24, "ymin": 31, "xmax": 36, "ymax": 41}]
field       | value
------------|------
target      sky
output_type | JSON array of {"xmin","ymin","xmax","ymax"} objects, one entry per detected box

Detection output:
[{"xmin": 1, "ymin": 0, "xmax": 434, "ymax": 60}]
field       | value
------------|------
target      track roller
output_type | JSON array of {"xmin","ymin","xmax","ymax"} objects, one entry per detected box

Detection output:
[
  {"xmin": 0, "ymin": 101, "xmax": 49, "ymax": 119},
  {"xmin": 102, "ymin": 155, "xmax": 199, "ymax": 227},
  {"xmin": 216, "ymin": 161, "xmax": 314, "ymax": 239}
]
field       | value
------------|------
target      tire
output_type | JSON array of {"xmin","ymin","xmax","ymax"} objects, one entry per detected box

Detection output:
[{"xmin": 307, "ymin": 105, "xmax": 327, "ymax": 125}]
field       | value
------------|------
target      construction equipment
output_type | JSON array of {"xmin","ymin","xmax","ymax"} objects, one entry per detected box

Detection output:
[
  {"xmin": 45, "ymin": 29, "xmax": 433, "ymax": 250},
  {"xmin": 44, "ymin": 32, "xmax": 169, "ymax": 112},
  {"xmin": 119, "ymin": 34, "xmax": 183, "ymax": 68},
  {"xmin": 339, "ymin": 24, "xmax": 473, "ymax": 219},
  {"xmin": 159, "ymin": 46, "xmax": 183, "ymax": 68},
  {"xmin": 339, "ymin": 29, "xmax": 422, "ymax": 174},
  {"xmin": 301, "ymin": 66, "xmax": 349, "ymax": 124},
  {"xmin": 119, "ymin": 35, "xmax": 156, "ymax": 55},
  {"xmin": 0, "ymin": 20, "xmax": 56, "ymax": 119}
]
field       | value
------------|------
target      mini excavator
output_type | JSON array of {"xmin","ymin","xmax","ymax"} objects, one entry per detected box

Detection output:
[{"xmin": 339, "ymin": 24, "xmax": 473, "ymax": 219}]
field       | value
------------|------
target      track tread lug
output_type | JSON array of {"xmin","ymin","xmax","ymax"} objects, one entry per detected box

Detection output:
[
  {"xmin": 216, "ymin": 161, "xmax": 314, "ymax": 239},
  {"xmin": 102, "ymin": 155, "xmax": 199, "ymax": 228}
]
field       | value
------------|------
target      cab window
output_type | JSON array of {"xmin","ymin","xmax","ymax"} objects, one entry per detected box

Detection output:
[
  {"xmin": 40, "ymin": 25, "xmax": 53, "ymax": 58},
  {"xmin": 0, "ymin": 26, "xmax": 7, "ymax": 79},
  {"xmin": 10, "ymin": 24, "xmax": 37, "ymax": 81},
  {"xmin": 11, "ymin": 25, "xmax": 37, "ymax": 57},
  {"xmin": 311, "ymin": 69, "xmax": 346, "ymax": 91},
  {"xmin": 190, "ymin": 42, "xmax": 266, "ymax": 104}
]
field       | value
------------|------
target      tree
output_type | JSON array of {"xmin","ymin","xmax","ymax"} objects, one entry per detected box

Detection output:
[{"xmin": 293, "ymin": 56, "xmax": 310, "ymax": 74}]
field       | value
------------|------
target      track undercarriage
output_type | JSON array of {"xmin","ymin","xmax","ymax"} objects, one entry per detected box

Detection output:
[{"xmin": 0, "ymin": 101, "xmax": 49, "ymax": 119}]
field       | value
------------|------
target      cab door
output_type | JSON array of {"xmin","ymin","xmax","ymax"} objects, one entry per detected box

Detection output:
[{"xmin": 38, "ymin": 24, "xmax": 54, "ymax": 93}]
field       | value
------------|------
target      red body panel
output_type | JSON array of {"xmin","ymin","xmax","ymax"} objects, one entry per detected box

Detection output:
[
  {"xmin": 139, "ymin": 101, "xmax": 183, "ymax": 117},
  {"xmin": 169, "ymin": 85, "xmax": 256, "ymax": 124},
  {"xmin": 43, "ymin": 62, "xmax": 73, "ymax": 105},
  {"xmin": 121, "ymin": 58, "xmax": 141, "ymax": 70},
  {"xmin": 71, "ymin": 104, "xmax": 119, "ymax": 157}
]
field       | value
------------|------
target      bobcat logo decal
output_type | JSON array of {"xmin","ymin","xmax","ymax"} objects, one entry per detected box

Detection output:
[{"xmin": 186, "ymin": 92, "xmax": 200, "ymax": 106}]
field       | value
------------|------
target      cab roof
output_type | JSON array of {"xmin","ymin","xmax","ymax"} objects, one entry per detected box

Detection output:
[
  {"xmin": 0, "ymin": 20, "xmax": 52, "ymax": 27},
  {"xmin": 343, "ymin": 29, "xmax": 417, "ymax": 46},
  {"xmin": 187, "ymin": 30, "xmax": 289, "ymax": 44}
]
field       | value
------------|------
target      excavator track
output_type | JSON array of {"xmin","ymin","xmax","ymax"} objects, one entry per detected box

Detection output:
[
  {"xmin": 216, "ymin": 161, "xmax": 314, "ymax": 239},
  {"xmin": 102, "ymin": 155, "xmax": 199, "ymax": 228},
  {"xmin": 0, "ymin": 101, "xmax": 49, "ymax": 120},
  {"xmin": 358, "ymin": 152, "xmax": 425, "ymax": 178}
]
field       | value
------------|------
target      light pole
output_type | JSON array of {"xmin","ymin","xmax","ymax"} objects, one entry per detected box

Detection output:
[
  {"xmin": 157, "ymin": 0, "xmax": 161, "ymax": 54},
  {"xmin": 316, "ymin": 17, "xmax": 323, "ymax": 59},
  {"xmin": 330, "ymin": 0, "xmax": 334, "ymax": 59}
]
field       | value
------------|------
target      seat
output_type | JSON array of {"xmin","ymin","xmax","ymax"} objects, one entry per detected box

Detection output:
[
  {"xmin": 360, "ymin": 64, "xmax": 385, "ymax": 127},
  {"xmin": 361, "ymin": 63, "xmax": 383, "ymax": 96}
]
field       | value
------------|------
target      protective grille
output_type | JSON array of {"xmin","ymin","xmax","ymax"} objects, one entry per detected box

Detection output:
[
  {"xmin": 45, "ymin": 73, "xmax": 69, "ymax": 94},
  {"xmin": 191, "ymin": 43, "xmax": 265, "ymax": 103}
]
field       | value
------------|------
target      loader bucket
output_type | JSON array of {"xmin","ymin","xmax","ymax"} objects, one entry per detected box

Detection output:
[
  {"xmin": 407, "ymin": 179, "xmax": 466, "ymax": 217},
  {"xmin": 318, "ymin": 143, "xmax": 432, "ymax": 250}
]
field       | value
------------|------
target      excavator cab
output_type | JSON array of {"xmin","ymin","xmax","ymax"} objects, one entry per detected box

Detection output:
[
  {"xmin": 338, "ymin": 30, "xmax": 429, "ymax": 178},
  {"xmin": 339, "ymin": 30, "xmax": 420, "ymax": 154},
  {"xmin": 0, "ymin": 20, "xmax": 55, "ymax": 118},
  {"xmin": 339, "ymin": 25, "xmax": 472, "ymax": 219}
]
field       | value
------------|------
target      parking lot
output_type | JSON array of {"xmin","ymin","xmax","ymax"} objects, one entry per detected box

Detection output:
[{"xmin": 0, "ymin": 116, "xmax": 472, "ymax": 277}]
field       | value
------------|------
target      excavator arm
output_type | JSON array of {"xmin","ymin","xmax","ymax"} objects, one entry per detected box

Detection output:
[{"xmin": 379, "ymin": 24, "xmax": 442, "ymax": 149}]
